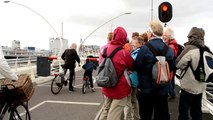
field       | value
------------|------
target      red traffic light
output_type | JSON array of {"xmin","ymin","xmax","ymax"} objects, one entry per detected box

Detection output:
[
  {"xmin": 162, "ymin": 4, "xmax": 168, "ymax": 11},
  {"xmin": 158, "ymin": 2, "xmax": 172, "ymax": 23}
]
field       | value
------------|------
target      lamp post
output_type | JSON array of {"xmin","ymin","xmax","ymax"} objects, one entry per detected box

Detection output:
[
  {"xmin": 81, "ymin": 12, "xmax": 131, "ymax": 44},
  {"xmin": 79, "ymin": 12, "xmax": 131, "ymax": 56},
  {"xmin": 4, "ymin": 1, "xmax": 63, "ymax": 56}
]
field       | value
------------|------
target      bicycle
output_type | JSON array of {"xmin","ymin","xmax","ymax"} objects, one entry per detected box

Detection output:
[
  {"xmin": 82, "ymin": 76, "xmax": 95, "ymax": 94},
  {"xmin": 51, "ymin": 66, "xmax": 76, "ymax": 95},
  {"xmin": 82, "ymin": 76, "xmax": 89, "ymax": 94},
  {"xmin": 0, "ymin": 84, "xmax": 31, "ymax": 120}
]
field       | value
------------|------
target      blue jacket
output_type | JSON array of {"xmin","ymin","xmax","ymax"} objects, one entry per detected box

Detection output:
[
  {"xmin": 82, "ymin": 61, "xmax": 96, "ymax": 72},
  {"xmin": 129, "ymin": 48, "xmax": 140, "ymax": 88},
  {"xmin": 135, "ymin": 38, "xmax": 175, "ymax": 95}
]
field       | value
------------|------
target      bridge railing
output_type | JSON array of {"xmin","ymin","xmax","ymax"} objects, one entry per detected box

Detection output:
[{"xmin": 7, "ymin": 56, "xmax": 37, "ymax": 68}]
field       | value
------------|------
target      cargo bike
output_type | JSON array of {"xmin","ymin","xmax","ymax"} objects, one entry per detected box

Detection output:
[{"xmin": 0, "ymin": 74, "xmax": 34, "ymax": 120}]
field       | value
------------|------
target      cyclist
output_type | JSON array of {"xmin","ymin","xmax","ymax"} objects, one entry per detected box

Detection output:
[
  {"xmin": 61, "ymin": 43, "xmax": 80, "ymax": 92},
  {"xmin": 0, "ymin": 42, "xmax": 18, "ymax": 111},
  {"xmin": 82, "ymin": 58, "xmax": 97, "ymax": 92}
]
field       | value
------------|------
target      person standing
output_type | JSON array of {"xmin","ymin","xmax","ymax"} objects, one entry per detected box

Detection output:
[
  {"xmin": 99, "ymin": 32, "xmax": 113, "ymax": 64},
  {"xmin": 123, "ymin": 32, "xmax": 139, "ymax": 52},
  {"xmin": 97, "ymin": 26, "xmax": 134, "ymax": 120},
  {"xmin": 124, "ymin": 33, "xmax": 148, "ymax": 120},
  {"xmin": 176, "ymin": 27, "xmax": 208, "ymax": 120},
  {"xmin": 61, "ymin": 43, "xmax": 80, "ymax": 91},
  {"xmin": 135, "ymin": 20, "xmax": 174, "ymax": 120},
  {"xmin": 163, "ymin": 27, "xmax": 178, "ymax": 99}
]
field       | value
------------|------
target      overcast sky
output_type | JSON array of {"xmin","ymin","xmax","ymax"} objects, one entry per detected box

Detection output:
[{"xmin": 0, "ymin": 0, "xmax": 213, "ymax": 50}]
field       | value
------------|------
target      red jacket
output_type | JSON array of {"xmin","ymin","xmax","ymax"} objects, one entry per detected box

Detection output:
[
  {"xmin": 167, "ymin": 39, "xmax": 178, "ymax": 58},
  {"xmin": 99, "ymin": 27, "xmax": 134, "ymax": 99}
]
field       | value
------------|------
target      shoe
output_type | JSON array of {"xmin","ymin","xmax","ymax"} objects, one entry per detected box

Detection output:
[
  {"xmin": 63, "ymin": 81, "xmax": 68, "ymax": 86},
  {"xmin": 91, "ymin": 88, "xmax": 95, "ymax": 92},
  {"xmin": 69, "ymin": 87, "xmax": 74, "ymax": 92}
]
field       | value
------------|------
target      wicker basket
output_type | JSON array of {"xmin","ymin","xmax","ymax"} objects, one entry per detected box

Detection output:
[{"xmin": 1, "ymin": 74, "xmax": 35, "ymax": 102}]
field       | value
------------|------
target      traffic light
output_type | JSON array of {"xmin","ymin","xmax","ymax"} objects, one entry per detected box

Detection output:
[{"xmin": 158, "ymin": 2, "xmax": 172, "ymax": 23}]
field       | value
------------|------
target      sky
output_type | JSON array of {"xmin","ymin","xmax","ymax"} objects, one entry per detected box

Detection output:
[{"xmin": 0, "ymin": 0, "xmax": 213, "ymax": 51}]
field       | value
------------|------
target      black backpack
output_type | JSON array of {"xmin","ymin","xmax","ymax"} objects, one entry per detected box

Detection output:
[
  {"xmin": 176, "ymin": 44, "xmax": 184, "ymax": 59},
  {"xmin": 96, "ymin": 47, "xmax": 123, "ymax": 87}
]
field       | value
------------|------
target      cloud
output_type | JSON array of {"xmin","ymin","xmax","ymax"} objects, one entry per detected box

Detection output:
[{"xmin": 0, "ymin": 0, "xmax": 213, "ymax": 51}]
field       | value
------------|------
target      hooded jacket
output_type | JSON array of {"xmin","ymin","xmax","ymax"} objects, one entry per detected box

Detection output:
[
  {"xmin": 176, "ymin": 27, "xmax": 207, "ymax": 94},
  {"xmin": 99, "ymin": 27, "xmax": 134, "ymax": 99}
]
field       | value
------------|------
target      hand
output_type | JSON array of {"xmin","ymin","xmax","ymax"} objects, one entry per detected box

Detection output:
[{"xmin": 128, "ymin": 71, "xmax": 132, "ymax": 74}]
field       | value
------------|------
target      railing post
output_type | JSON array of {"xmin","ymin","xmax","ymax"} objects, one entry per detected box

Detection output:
[
  {"xmin": 28, "ymin": 56, "xmax": 35, "ymax": 80},
  {"xmin": 14, "ymin": 56, "xmax": 18, "ymax": 73}
]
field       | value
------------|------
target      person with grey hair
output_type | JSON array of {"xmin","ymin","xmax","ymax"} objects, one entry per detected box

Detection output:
[
  {"xmin": 163, "ymin": 27, "xmax": 179, "ymax": 100},
  {"xmin": 135, "ymin": 20, "xmax": 175, "ymax": 120},
  {"xmin": 61, "ymin": 43, "xmax": 80, "ymax": 91},
  {"xmin": 176, "ymin": 27, "xmax": 211, "ymax": 120}
]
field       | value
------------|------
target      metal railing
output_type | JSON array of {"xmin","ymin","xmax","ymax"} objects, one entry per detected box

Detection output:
[
  {"xmin": 7, "ymin": 56, "xmax": 37, "ymax": 68},
  {"xmin": 203, "ymin": 82, "xmax": 213, "ymax": 114}
]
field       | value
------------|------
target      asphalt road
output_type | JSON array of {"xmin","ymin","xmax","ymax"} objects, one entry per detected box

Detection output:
[
  {"xmin": 28, "ymin": 69, "xmax": 212, "ymax": 120},
  {"xmin": 28, "ymin": 70, "xmax": 104, "ymax": 120}
]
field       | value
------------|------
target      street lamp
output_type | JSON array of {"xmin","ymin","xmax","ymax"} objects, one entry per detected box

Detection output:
[
  {"xmin": 79, "ymin": 12, "xmax": 131, "ymax": 56},
  {"xmin": 81, "ymin": 12, "xmax": 131, "ymax": 44},
  {"xmin": 4, "ymin": 1, "xmax": 63, "ymax": 56}
]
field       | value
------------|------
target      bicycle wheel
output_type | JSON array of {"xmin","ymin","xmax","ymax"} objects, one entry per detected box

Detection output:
[
  {"xmin": 51, "ymin": 75, "xmax": 63, "ymax": 95},
  {"xmin": 82, "ymin": 81, "xmax": 87, "ymax": 94},
  {"xmin": 9, "ymin": 103, "xmax": 31, "ymax": 120}
]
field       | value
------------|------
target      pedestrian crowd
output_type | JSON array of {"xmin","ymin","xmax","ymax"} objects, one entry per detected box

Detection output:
[
  {"xmin": 95, "ymin": 20, "xmax": 212, "ymax": 120},
  {"xmin": 0, "ymin": 19, "xmax": 212, "ymax": 120}
]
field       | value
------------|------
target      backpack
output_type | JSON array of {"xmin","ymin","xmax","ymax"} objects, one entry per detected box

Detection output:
[
  {"xmin": 146, "ymin": 43, "xmax": 171, "ymax": 87},
  {"xmin": 96, "ymin": 47, "xmax": 123, "ymax": 87},
  {"xmin": 176, "ymin": 44, "xmax": 184, "ymax": 58},
  {"xmin": 185, "ymin": 46, "xmax": 213, "ymax": 82}
]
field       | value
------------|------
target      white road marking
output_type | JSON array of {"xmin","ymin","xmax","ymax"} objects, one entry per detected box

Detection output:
[
  {"xmin": 29, "ymin": 100, "xmax": 101, "ymax": 112},
  {"xmin": 46, "ymin": 100, "xmax": 101, "ymax": 106},
  {"xmin": 29, "ymin": 101, "xmax": 46, "ymax": 111}
]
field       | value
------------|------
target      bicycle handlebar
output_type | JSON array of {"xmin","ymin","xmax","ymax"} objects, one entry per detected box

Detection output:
[{"xmin": 0, "ymin": 83, "xmax": 16, "ymax": 93}]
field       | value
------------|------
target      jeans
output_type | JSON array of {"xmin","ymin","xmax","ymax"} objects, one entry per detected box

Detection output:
[
  {"xmin": 168, "ymin": 68, "xmax": 176, "ymax": 97},
  {"xmin": 168, "ymin": 83, "xmax": 176, "ymax": 97},
  {"xmin": 64, "ymin": 68, "xmax": 74, "ymax": 91},
  {"xmin": 178, "ymin": 89, "xmax": 202, "ymax": 120}
]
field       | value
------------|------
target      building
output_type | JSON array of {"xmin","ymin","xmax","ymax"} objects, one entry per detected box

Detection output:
[
  {"xmin": 81, "ymin": 45, "xmax": 100, "ymax": 57},
  {"xmin": 49, "ymin": 37, "xmax": 68, "ymax": 56},
  {"xmin": 12, "ymin": 40, "xmax": 21, "ymax": 50}
]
